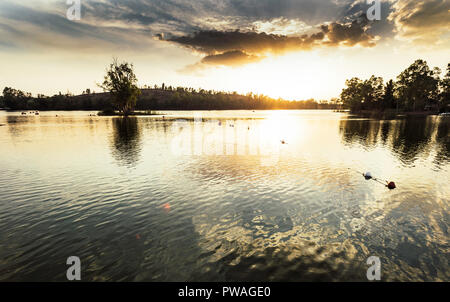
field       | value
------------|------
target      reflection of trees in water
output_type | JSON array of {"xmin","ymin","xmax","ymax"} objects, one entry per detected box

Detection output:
[
  {"xmin": 380, "ymin": 121, "xmax": 391, "ymax": 144},
  {"xmin": 390, "ymin": 118, "xmax": 433, "ymax": 164},
  {"xmin": 339, "ymin": 119, "xmax": 381, "ymax": 150},
  {"xmin": 5, "ymin": 115, "xmax": 36, "ymax": 138},
  {"xmin": 340, "ymin": 117, "xmax": 448, "ymax": 165},
  {"xmin": 110, "ymin": 117, "xmax": 142, "ymax": 167},
  {"xmin": 434, "ymin": 118, "xmax": 450, "ymax": 163}
]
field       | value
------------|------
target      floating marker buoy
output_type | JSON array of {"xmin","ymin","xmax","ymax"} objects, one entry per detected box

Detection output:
[
  {"xmin": 351, "ymin": 168, "xmax": 395, "ymax": 190},
  {"xmin": 363, "ymin": 172, "xmax": 372, "ymax": 180},
  {"xmin": 163, "ymin": 203, "xmax": 171, "ymax": 212},
  {"xmin": 387, "ymin": 182, "xmax": 396, "ymax": 190}
]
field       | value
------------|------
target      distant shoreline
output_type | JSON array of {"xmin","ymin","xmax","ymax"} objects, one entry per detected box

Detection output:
[
  {"xmin": 349, "ymin": 109, "xmax": 441, "ymax": 118},
  {"xmin": 0, "ymin": 88, "xmax": 339, "ymax": 112},
  {"xmin": 0, "ymin": 108, "xmax": 339, "ymax": 113},
  {"xmin": 0, "ymin": 109, "xmax": 442, "ymax": 117}
]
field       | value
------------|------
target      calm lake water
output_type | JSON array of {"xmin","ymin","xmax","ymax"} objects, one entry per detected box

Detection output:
[{"xmin": 0, "ymin": 110, "xmax": 448, "ymax": 281}]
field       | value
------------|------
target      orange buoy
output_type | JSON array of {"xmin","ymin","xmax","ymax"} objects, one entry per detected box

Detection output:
[
  {"xmin": 163, "ymin": 203, "xmax": 171, "ymax": 212},
  {"xmin": 387, "ymin": 182, "xmax": 396, "ymax": 190}
]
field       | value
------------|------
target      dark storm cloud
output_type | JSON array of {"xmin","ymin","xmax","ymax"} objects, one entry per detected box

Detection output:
[
  {"xmin": 322, "ymin": 15, "xmax": 376, "ymax": 47},
  {"xmin": 167, "ymin": 14, "xmax": 376, "ymax": 67},
  {"xmin": 169, "ymin": 29, "xmax": 326, "ymax": 55}
]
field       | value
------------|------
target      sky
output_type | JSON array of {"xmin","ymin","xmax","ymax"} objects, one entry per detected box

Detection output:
[{"xmin": 0, "ymin": 0, "xmax": 449, "ymax": 100}]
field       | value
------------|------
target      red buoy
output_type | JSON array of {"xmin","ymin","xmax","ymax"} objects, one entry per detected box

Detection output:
[{"xmin": 387, "ymin": 182, "xmax": 396, "ymax": 190}]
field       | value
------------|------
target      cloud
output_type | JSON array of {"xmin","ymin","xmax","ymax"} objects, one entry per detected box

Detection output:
[
  {"xmin": 322, "ymin": 15, "xmax": 376, "ymax": 47},
  {"xmin": 389, "ymin": 0, "xmax": 450, "ymax": 45},
  {"xmin": 168, "ymin": 29, "xmax": 326, "ymax": 55},
  {"xmin": 82, "ymin": 0, "xmax": 359, "ymax": 33},
  {"xmin": 0, "ymin": 0, "xmax": 446, "ymax": 62},
  {"xmin": 167, "ymin": 15, "xmax": 377, "ymax": 69},
  {"xmin": 201, "ymin": 50, "xmax": 262, "ymax": 66},
  {"xmin": 0, "ymin": 0, "xmax": 383, "ymax": 52},
  {"xmin": 224, "ymin": 0, "xmax": 357, "ymax": 24},
  {"xmin": 179, "ymin": 50, "xmax": 263, "ymax": 74},
  {"xmin": 0, "ymin": 1, "xmax": 158, "ymax": 52}
]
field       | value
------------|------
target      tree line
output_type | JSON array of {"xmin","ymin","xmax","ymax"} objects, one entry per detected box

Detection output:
[
  {"xmin": 1, "ymin": 58, "xmax": 448, "ymax": 113},
  {"xmin": 0, "ymin": 59, "xmax": 336, "ymax": 113},
  {"xmin": 0, "ymin": 86, "xmax": 336, "ymax": 112},
  {"xmin": 0, "ymin": 88, "xmax": 112, "ymax": 111},
  {"xmin": 340, "ymin": 60, "xmax": 450, "ymax": 113}
]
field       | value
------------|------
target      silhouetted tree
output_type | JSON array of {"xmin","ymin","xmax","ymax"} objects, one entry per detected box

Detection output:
[
  {"xmin": 361, "ymin": 76, "xmax": 384, "ymax": 109},
  {"xmin": 440, "ymin": 64, "xmax": 450, "ymax": 112},
  {"xmin": 395, "ymin": 59, "xmax": 440, "ymax": 111},
  {"xmin": 2, "ymin": 87, "xmax": 32, "ymax": 109},
  {"xmin": 99, "ymin": 59, "xmax": 141, "ymax": 116},
  {"xmin": 340, "ymin": 78, "xmax": 364, "ymax": 111},
  {"xmin": 382, "ymin": 80, "xmax": 396, "ymax": 110},
  {"xmin": 341, "ymin": 59, "xmax": 447, "ymax": 113}
]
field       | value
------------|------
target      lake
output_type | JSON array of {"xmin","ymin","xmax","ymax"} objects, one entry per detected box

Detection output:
[{"xmin": 0, "ymin": 110, "xmax": 448, "ymax": 281}]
